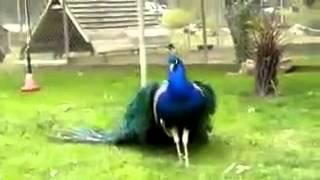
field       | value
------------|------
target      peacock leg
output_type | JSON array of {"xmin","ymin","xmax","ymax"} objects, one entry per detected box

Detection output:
[
  {"xmin": 160, "ymin": 119, "xmax": 172, "ymax": 137},
  {"xmin": 170, "ymin": 127, "xmax": 183, "ymax": 164},
  {"xmin": 182, "ymin": 128, "xmax": 190, "ymax": 167}
]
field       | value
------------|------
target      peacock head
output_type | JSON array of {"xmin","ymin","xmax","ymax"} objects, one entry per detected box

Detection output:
[
  {"xmin": 167, "ymin": 54, "xmax": 184, "ymax": 72},
  {"xmin": 166, "ymin": 43, "xmax": 186, "ymax": 73},
  {"xmin": 167, "ymin": 43, "xmax": 176, "ymax": 53}
]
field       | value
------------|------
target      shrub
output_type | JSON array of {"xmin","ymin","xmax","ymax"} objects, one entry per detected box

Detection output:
[
  {"xmin": 249, "ymin": 15, "xmax": 285, "ymax": 96},
  {"xmin": 304, "ymin": 0, "xmax": 316, "ymax": 8},
  {"xmin": 161, "ymin": 9, "xmax": 194, "ymax": 29}
]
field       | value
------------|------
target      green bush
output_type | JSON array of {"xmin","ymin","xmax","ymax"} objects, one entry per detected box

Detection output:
[
  {"xmin": 312, "ymin": 1, "xmax": 320, "ymax": 9},
  {"xmin": 161, "ymin": 9, "xmax": 194, "ymax": 29},
  {"xmin": 304, "ymin": 0, "xmax": 316, "ymax": 8}
]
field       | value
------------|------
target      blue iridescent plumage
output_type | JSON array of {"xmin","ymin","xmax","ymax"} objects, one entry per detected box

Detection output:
[
  {"xmin": 156, "ymin": 54, "xmax": 209, "ymax": 129},
  {"xmin": 152, "ymin": 53, "xmax": 216, "ymax": 166},
  {"xmin": 49, "ymin": 45, "xmax": 217, "ymax": 167}
]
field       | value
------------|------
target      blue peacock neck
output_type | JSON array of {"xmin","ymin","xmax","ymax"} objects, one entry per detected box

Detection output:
[{"xmin": 167, "ymin": 62, "xmax": 193, "ymax": 97}]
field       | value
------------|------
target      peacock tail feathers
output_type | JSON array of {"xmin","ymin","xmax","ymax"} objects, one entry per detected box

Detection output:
[
  {"xmin": 48, "ymin": 80, "xmax": 217, "ymax": 145},
  {"xmin": 191, "ymin": 81, "xmax": 217, "ymax": 143},
  {"xmin": 194, "ymin": 81, "xmax": 217, "ymax": 115},
  {"xmin": 49, "ymin": 82, "xmax": 160, "ymax": 144},
  {"xmin": 117, "ymin": 82, "xmax": 160, "ymax": 143}
]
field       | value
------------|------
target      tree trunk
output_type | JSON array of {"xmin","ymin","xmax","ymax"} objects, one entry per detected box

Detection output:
[
  {"xmin": 225, "ymin": 13, "xmax": 248, "ymax": 63},
  {"xmin": 224, "ymin": 1, "xmax": 256, "ymax": 63}
]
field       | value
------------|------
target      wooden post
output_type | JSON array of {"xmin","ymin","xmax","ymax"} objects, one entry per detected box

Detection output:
[
  {"xmin": 280, "ymin": 0, "xmax": 284, "ymax": 24},
  {"xmin": 137, "ymin": 0, "xmax": 147, "ymax": 87},
  {"xmin": 200, "ymin": 0, "xmax": 209, "ymax": 63},
  {"xmin": 21, "ymin": 0, "xmax": 40, "ymax": 92},
  {"xmin": 24, "ymin": 0, "xmax": 32, "ymax": 73},
  {"xmin": 62, "ymin": 0, "xmax": 70, "ymax": 59},
  {"xmin": 17, "ymin": 0, "xmax": 23, "ymax": 36},
  {"xmin": 216, "ymin": 0, "xmax": 220, "ymax": 47}
]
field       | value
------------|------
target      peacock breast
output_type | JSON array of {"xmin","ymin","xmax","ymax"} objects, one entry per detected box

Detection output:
[{"xmin": 156, "ymin": 90, "xmax": 206, "ymax": 118}]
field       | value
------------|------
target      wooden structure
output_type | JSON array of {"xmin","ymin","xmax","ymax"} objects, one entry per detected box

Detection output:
[
  {"xmin": 21, "ymin": 0, "xmax": 170, "ymax": 59},
  {"xmin": 0, "ymin": 25, "xmax": 10, "ymax": 62}
]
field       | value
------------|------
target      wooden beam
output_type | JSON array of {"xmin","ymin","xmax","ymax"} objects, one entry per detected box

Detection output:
[
  {"xmin": 137, "ymin": 0, "xmax": 147, "ymax": 86},
  {"xmin": 200, "ymin": 0, "xmax": 208, "ymax": 63},
  {"xmin": 62, "ymin": 0, "xmax": 70, "ymax": 58}
]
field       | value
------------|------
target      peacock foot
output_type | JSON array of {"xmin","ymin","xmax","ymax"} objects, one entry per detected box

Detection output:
[{"xmin": 184, "ymin": 156, "xmax": 190, "ymax": 167}]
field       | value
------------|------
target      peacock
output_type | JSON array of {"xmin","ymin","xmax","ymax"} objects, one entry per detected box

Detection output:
[{"xmin": 49, "ymin": 45, "xmax": 217, "ymax": 167}]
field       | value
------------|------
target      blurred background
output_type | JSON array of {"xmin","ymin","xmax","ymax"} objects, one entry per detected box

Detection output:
[{"xmin": 0, "ymin": 0, "xmax": 320, "ymax": 66}]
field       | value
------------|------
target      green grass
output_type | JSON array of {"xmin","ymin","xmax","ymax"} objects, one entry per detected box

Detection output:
[
  {"xmin": 0, "ymin": 66, "xmax": 319, "ymax": 180},
  {"xmin": 291, "ymin": 55, "xmax": 320, "ymax": 66}
]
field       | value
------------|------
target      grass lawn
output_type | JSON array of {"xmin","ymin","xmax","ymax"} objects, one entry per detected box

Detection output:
[
  {"xmin": 291, "ymin": 55, "xmax": 320, "ymax": 66},
  {"xmin": 0, "ymin": 66, "xmax": 319, "ymax": 180}
]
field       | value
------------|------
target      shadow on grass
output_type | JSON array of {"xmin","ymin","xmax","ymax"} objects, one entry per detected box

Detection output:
[{"xmin": 127, "ymin": 135, "xmax": 232, "ymax": 165}]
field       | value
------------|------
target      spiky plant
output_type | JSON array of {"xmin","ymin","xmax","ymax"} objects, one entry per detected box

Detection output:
[{"xmin": 250, "ymin": 14, "xmax": 285, "ymax": 97}]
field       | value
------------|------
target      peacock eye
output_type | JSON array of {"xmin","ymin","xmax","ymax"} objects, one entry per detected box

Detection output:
[{"xmin": 175, "ymin": 59, "xmax": 178, "ymax": 64}]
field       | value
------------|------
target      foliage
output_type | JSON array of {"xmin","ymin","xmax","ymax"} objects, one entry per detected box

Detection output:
[
  {"xmin": 289, "ymin": 0, "xmax": 304, "ymax": 7},
  {"xmin": 161, "ymin": 9, "xmax": 194, "ymax": 29},
  {"xmin": 0, "ymin": 67, "xmax": 319, "ymax": 179},
  {"xmin": 304, "ymin": 0, "xmax": 316, "ymax": 8},
  {"xmin": 0, "ymin": 48, "xmax": 5, "ymax": 62}
]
